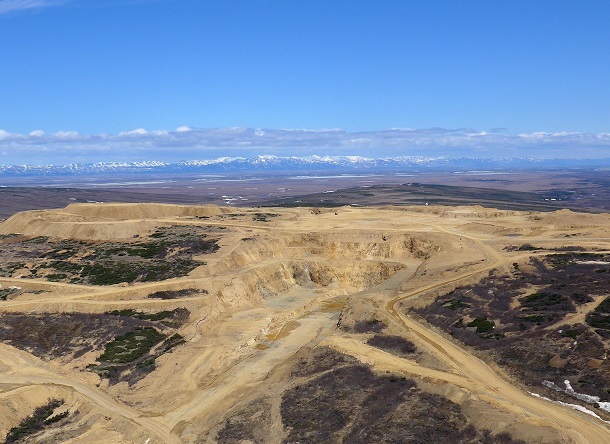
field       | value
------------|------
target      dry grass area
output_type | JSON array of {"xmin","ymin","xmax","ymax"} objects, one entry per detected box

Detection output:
[{"xmin": 0, "ymin": 202, "xmax": 610, "ymax": 443}]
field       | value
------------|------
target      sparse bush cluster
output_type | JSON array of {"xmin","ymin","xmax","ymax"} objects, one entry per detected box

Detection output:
[
  {"xmin": 88, "ymin": 309, "xmax": 189, "ymax": 384},
  {"xmin": 520, "ymin": 292, "xmax": 575, "ymax": 312},
  {"xmin": 467, "ymin": 317, "xmax": 495, "ymax": 333},
  {"xmin": 350, "ymin": 318, "xmax": 387, "ymax": 334},
  {"xmin": 252, "ymin": 212, "xmax": 278, "ymax": 222},
  {"xmin": 0, "ymin": 230, "xmax": 219, "ymax": 285},
  {"xmin": 5, "ymin": 398, "xmax": 68, "ymax": 443},
  {"xmin": 0, "ymin": 287, "xmax": 22, "ymax": 301},
  {"xmin": 0, "ymin": 261, "xmax": 27, "ymax": 278},
  {"xmin": 91, "ymin": 324, "xmax": 187, "ymax": 384},
  {"xmin": 367, "ymin": 334, "xmax": 417, "ymax": 357},
  {"xmin": 106, "ymin": 307, "xmax": 190, "ymax": 328},
  {"xmin": 0, "ymin": 309, "xmax": 189, "ymax": 385},
  {"xmin": 98, "ymin": 327, "xmax": 164, "ymax": 364},
  {"xmin": 414, "ymin": 252, "xmax": 610, "ymax": 410},
  {"xmin": 586, "ymin": 296, "xmax": 610, "ymax": 331},
  {"xmin": 290, "ymin": 347, "xmax": 358, "ymax": 377},
  {"xmin": 282, "ymin": 347, "xmax": 523, "ymax": 444},
  {"xmin": 418, "ymin": 253, "xmax": 606, "ymax": 344},
  {"xmin": 147, "ymin": 288, "xmax": 205, "ymax": 299}
]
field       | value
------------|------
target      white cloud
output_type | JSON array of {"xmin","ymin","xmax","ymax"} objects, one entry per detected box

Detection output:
[
  {"xmin": 1, "ymin": 127, "xmax": 610, "ymax": 165},
  {"xmin": 0, "ymin": 130, "xmax": 12, "ymax": 140},
  {"xmin": 0, "ymin": 0, "xmax": 67, "ymax": 14},
  {"xmin": 52, "ymin": 130, "xmax": 79, "ymax": 139},
  {"xmin": 119, "ymin": 128, "xmax": 148, "ymax": 136}
]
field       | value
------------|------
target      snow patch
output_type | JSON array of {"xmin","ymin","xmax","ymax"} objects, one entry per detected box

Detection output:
[
  {"xmin": 542, "ymin": 380, "xmax": 610, "ymax": 413},
  {"xmin": 529, "ymin": 392, "xmax": 609, "ymax": 422}
]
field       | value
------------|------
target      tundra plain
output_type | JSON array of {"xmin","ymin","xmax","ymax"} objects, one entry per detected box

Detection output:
[{"xmin": 1, "ymin": 202, "xmax": 610, "ymax": 443}]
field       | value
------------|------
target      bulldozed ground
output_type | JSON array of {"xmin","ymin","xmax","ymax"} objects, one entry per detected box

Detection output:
[{"xmin": 0, "ymin": 202, "xmax": 610, "ymax": 443}]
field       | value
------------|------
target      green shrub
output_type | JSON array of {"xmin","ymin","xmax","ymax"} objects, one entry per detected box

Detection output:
[
  {"xmin": 46, "ymin": 273, "xmax": 68, "ymax": 282},
  {"xmin": 520, "ymin": 292, "xmax": 573, "ymax": 311},
  {"xmin": 5, "ymin": 399, "xmax": 66, "ymax": 443},
  {"xmin": 147, "ymin": 288, "xmax": 203, "ymax": 299},
  {"xmin": 467, "ymin": 317, "xmax": 495, "ymax": 333},
  {"xmin": 162, "ymin": 333, "xmax": 186, "ymax": 352},
  {"xmin": 106, "ymin": 308, "xmax": 188, "ymax": 324},
  {"xmin": 562, "ymin": 328, "xmax": 582, "ymax": 338},
  {"xmin": 518, "ymin": 314, "xmax": 545, "ymax": 324},
  {"xmin": 441, "ymin": 299, "xmax": 470, "ymax": 310},
  {"xmin": 22, "ymin": 236, "xmax": 49, "ymax": 244},
  {"xmin": 99, "ymin": 327, "xmax": 164, "ymax": 364}
]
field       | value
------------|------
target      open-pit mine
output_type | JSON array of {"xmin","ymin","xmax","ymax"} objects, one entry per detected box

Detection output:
[{"xmin": 1, "ymin": 203, "xmax": 610, "ymax": 443}]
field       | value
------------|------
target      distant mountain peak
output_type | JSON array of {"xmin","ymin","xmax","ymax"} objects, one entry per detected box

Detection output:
[{"xmin": 0, "ymin": 155, "xmax": 608, "ymax": 178}]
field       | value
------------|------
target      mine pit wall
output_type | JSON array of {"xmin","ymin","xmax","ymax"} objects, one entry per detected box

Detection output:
[
  {"xmin": 211, "ymin": 260, "xmax": 406, "ymax": 309},
  {"xmin": 205, "ymin": 232, "xmax": 437, "ymax": 276},
  {"xmin": 287, "ymin": 232, "xmax": 439, "ymax": 260},
  {"xmin": 203, "ymin": 231, "xmax": 441, "ymax": 313}
]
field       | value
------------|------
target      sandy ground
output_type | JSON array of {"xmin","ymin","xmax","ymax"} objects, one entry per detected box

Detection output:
[{"xmin": 0, "ymin": 203, "xmax": 610, "ymax": 443}]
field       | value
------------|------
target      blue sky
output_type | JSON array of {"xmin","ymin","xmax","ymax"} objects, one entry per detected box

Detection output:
[{"xmin": 1, "ymin": 0, "xmax": 609, "ymax": 164}]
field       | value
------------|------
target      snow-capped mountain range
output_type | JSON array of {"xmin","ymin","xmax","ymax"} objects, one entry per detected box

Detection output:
[{"xmin": 0, "ymin": 155, "xmax": 607, "ymax": 177}]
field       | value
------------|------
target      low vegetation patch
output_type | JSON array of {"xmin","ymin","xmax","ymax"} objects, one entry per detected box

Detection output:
[
  {"xmin": 22, "ymin": 236, "xmax": 50, "ymax": 244},
  {"xmin": 76, "ymin": 258, "xmax": 201, "ymax": 285},
  {"xmin": 91, "ymin": 309, "xmax": 190, "ymax": 384},
  {"xmin": 467, "ymin": 317, "xmax": 495, "ymax": 333},
  {"xmin": 414, "ymin": 252, "xmax": 610, "ymax": 412},
  {"xmin": 5, "ymin": 398, "xmax": 68, "ymax": 443},
  {"xmin": 504, "ymin": 243, "xmax": 540, "ymax": 251},
  {"xmin": 520, "ymin": 292, "xmax": 574, "ymax": 312},
  {"xmin": 281, "ymin": 347, "xmax": 523, "ymax": 444},
  {"xmin": 162, "ymin": 333, "xmax": 186, "ymax": 352},
  {"xmin": 442, "ymin": 298, "xmax": 470, "ymax": 310},
  {"xmin": 0, "ymin": 262, "xmax": 27, "ymax": 278},
  {"xmin": 586, "ymin": 296, "xmax": 610, "ymax": 331},
  {"xmin": 252, "ymin": 212, "xmax": 278, "ymax": 222},
  {"xmin": 215, "ymin": 400, "xmax": 272, "ymax": 444},
  {"xmin": 290, "ymin": 347, "xmax": 358, "ymax": 378},
  {"xmin": 91, "ymin": 324, "xmax": 187, "ymax": 384},
  {"xmin": 0, "ymin": 312, "xmax": 144, "ymax": 359},
  {"xmin": 350, "ymin": 318, "xmax": 387, "ymax": 334},
  {"xmin": 106, "ymin": 307, "xmax": 190, "ymax": 327},
  {"xmin": 367, "ymin": 334, "xmax": 417, "ymax": 357},
  {"xmin": 0, "ymin": 310, "xmax": 189, "ymax": 385},
  {"xmin": 0, "ymin": 229, "xmax": 219, "ymax": 285},
  {"xmin": 0, "ymin": 287, "xmax": 22, "ymax": 301},
  {"xmin": 147, "ymin": 288, "xmax": 205, "ymax": 299},
  {"xmin": 98, "ymin": 327, "xmax": 164, "ymax": 364}
]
